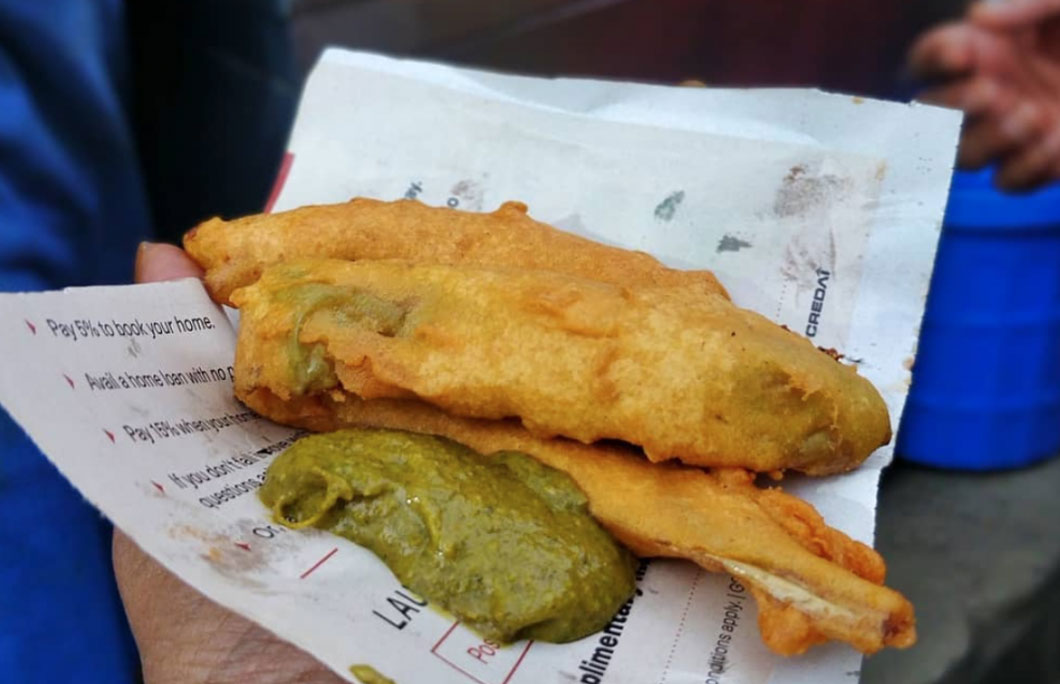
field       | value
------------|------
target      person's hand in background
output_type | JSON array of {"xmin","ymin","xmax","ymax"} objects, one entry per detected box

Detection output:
[
  {"xmin": 115, "ymin": 242, "xmax": 343, "ymax": 684},
  {"xmin": 911, "ymin": 0, "xmax": 1060, "ymax": 190}
]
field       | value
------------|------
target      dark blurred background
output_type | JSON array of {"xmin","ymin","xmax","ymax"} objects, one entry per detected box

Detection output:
[
  {"xmin": 288, "ymin": 0, "xmax": 969, "ymax": 93},
  {"xmin": 130, "ymin": 0, "xmax": 975, "ymax": 243}
]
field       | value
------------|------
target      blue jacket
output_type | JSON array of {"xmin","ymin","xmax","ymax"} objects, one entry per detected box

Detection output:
[{"xmin": 0, "ymin": 1, "xmax": 147, "ymax": 680}]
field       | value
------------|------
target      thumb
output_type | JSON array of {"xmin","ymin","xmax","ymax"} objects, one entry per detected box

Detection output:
[
  {"xmin": 134, "ymin": 242, "xmax": 205, "ymax": 284},
  {"xmin": 971, "ymin": 0, "xmax": 1060, "ymax": 29}
]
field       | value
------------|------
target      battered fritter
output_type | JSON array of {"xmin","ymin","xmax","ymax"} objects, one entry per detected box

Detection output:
[
  {"xmin": 231, "ymin": 259, "xmax": 891, "ymax": 476},
  {"xmin": 241, "ymin": 387, "xmax": 915, "ymax": 656},
  {"xmin": 185, "ymin": 198, "xmax": 728, "ymax": 306}
]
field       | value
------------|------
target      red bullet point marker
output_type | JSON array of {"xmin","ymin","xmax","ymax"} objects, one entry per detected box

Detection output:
[
  {"xmin": 151, "ymin": 481, "xmax": 165, "ymax": 494},
  {"xmin": 104, "ymin": 429, "xmax": 115, "ymax": 443},
  {"xmin": 63, "ymin": 374, "xmax": 75, "ymax": 389},
  {"xmin": 25, "ymin": 320, "xmax": 36, "ymax": 334},
  {"xmin": 235, "ymin": 542, "xmax": 251, "ymax": 552}
]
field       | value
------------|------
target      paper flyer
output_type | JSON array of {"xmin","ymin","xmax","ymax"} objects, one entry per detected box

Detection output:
[{"xmin": 0, "ymin": 50, "xmax": 960, "ymax": 683}]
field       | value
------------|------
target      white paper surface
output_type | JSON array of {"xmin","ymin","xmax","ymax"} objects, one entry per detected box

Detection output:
[{"xmin": 0, "ymin": 50, "xmax": 960, "ymax": 684}]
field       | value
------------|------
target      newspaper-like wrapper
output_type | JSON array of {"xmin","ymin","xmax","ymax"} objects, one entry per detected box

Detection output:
[{"xmin": 0, "ymin": 50, "xmax": 959, "ymax": 684}]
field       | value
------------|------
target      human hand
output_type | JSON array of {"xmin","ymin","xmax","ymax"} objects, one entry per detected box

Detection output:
[
  {"xmin": 114, "ymin": 242, "xmax": 344, "ymax": 683},
  {"xmin": 910, "ymin": 0, "xmax": 1060, "ymax": 190}
]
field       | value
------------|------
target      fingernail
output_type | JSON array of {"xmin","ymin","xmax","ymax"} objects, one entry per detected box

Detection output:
[{"xmin": 134, "ymin": 242, "xmax": 160, "ymax": 284}]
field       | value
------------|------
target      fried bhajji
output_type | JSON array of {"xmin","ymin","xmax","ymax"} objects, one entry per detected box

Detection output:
[
  {"xmin": 185, "ymin": 198, "xmax": 728, "ymax": 306},
  {"xmin": 231, "ymin": 259, "xmax": 891, "ymax": 476},
  {"xmin": 240, "ymin": 387, "xmax": 915, "ymax": 656}
]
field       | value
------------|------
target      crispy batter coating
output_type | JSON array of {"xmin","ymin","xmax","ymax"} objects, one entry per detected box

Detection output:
[
  {"xmin": 231, "ymin": 259, "xmax": 891, "ymax": 475},
  {"xmin": 184, "ymin": 198, "xmax": 728, "ymax": 306},
  {"xmin": 239, "ymin": 387, "xmax": 915, "ymax": 656}
]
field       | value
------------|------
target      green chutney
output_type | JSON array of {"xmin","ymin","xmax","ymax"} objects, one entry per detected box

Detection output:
[{"xmin": 259, "ymin": 428, "xmax": 636, "ymax": 643}]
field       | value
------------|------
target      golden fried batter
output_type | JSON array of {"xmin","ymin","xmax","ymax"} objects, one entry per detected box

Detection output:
[
  {"xmin": 231, "ymin": 259, "xmax": 891, "ymax": 475},
  {"xmin": 184, "ymin": 198, "xmax": 728, "ymax": 306},
  {"xmin": 240, "ymin": 387, "xmax": 915, "ymax": 656}
]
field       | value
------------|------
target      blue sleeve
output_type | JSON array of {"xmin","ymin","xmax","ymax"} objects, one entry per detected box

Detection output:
[{"xmin": 0, "ymin": 2, "xmax": 149, "ymax": 681}]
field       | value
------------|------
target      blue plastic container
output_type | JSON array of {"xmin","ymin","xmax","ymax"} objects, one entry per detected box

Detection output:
[{"xmin": 897, "ymin": 168, "xmax": 1060, "ymax": 470}]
